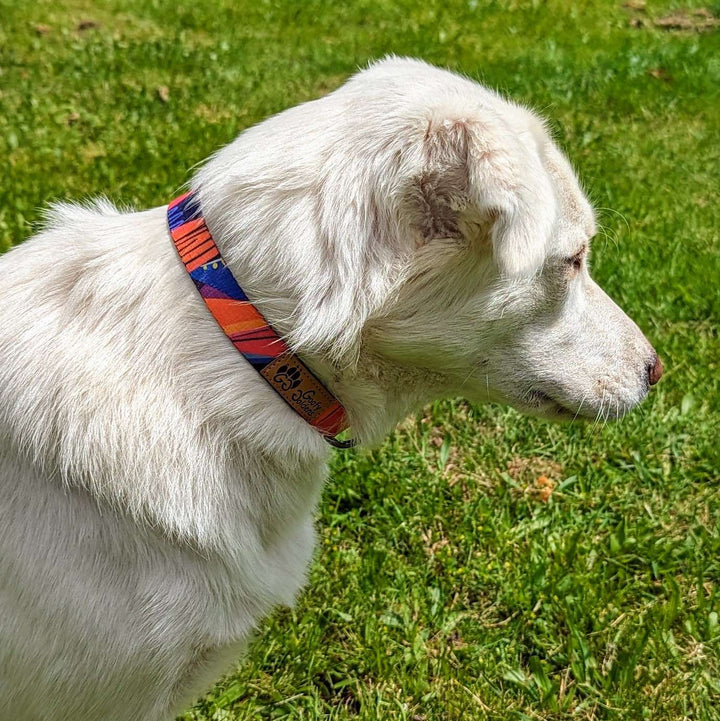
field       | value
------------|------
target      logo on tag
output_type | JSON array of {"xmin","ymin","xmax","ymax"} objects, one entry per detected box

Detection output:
[
  {"xmin": 273, "ymin": 364, "xmax": 302, "ymax": 391},
  {"xmin": 261, "ymin": 355, "xmax": 338, "ymax": 425}
]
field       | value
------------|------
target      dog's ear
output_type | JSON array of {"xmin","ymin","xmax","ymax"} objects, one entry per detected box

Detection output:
[{"xmin": 410, "ymin": 115, "xmax": 556, "ymax": 276}]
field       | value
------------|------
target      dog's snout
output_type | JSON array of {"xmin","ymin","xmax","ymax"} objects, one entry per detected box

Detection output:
[{"xmin": 647, "ymin": 353, "xmax": 663, "ymax": 386}]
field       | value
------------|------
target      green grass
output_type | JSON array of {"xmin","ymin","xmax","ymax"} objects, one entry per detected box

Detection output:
[{"xmin": 2, "ymin": 0, "xmax": 719, "ymax": 718}]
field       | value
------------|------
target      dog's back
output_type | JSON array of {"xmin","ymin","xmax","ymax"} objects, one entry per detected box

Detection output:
[{"xmin": 0, "ymin": 207, "xmax": 207, "ymax": 720}]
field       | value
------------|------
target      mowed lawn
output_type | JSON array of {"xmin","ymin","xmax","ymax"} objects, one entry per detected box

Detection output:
[{"xmin": 2, "ymin": 0, "xmax": 719, "ymax": 718}]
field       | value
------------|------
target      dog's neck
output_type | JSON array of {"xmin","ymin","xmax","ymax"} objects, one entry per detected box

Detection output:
[
  {"xmin": 304, "ymin": 346, "xmax": 451, "ymax": 447},
  {"xmin": 189, "ymin": 184, "xmax": 441, "ymax": 448}
]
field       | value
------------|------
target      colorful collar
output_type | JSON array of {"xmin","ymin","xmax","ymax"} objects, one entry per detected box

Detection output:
[{"xmin": 167, "ymin": 192, "xmax": 354, "ymax": 448}]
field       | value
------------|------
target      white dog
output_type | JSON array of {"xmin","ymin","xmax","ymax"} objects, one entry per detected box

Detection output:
[{"xmin": 0, "ymin": 58, "xmax": 661, "ymax": 720}]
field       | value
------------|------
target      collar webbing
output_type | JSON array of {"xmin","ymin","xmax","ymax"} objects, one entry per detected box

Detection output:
[{"xmin": 167, "ymin": 192, "xmax": 354, "ymax": 448}]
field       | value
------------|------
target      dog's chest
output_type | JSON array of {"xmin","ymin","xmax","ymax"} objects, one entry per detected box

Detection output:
[{"xmin": 208, "ymin": 457, "xmax": 327, "ymax": 626}]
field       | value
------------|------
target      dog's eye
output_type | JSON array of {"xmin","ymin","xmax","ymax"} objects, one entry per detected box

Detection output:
[{"xmin": 565, "ymin": 248, "xmax": 586, "ymax": 271}]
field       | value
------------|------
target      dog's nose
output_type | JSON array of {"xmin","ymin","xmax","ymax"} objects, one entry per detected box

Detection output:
[{"xmin": 648, "ymin": 354, "xmax": 663, "ymax": 386}]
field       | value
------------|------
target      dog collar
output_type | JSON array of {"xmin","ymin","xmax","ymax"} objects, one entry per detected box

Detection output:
[{"xmin": 167, "ymin": 192, "xmax": 354, "ymax": 449}]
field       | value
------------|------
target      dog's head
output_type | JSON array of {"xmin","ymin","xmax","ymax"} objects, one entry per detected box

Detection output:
[
  {"xmin": 196, "ymin": 57, "xmax": 660, "ymax": 431},
  {"xmin": 344, "ymin": 59, "xmax": 660, "ymax": 423}
]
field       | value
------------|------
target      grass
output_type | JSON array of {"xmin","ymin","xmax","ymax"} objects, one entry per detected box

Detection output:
[{"xmin": 1, "ymin": 0, "xmax": 719, "ymax": 718}]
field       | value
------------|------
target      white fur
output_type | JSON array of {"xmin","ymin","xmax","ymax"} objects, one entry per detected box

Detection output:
[{"xmin": 0, "ymin": 58, "xmax": 657, "ymax": 720}]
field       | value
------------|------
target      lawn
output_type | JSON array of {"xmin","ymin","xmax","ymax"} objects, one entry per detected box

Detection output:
[{"xmin": 1, "ymin": 0, "xmax": 719, "ymax": 718}]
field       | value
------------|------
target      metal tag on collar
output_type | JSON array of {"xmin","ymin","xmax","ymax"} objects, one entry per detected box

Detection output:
[{"xmin": 324, "ymin": 435, "xmax": 357, "ymax": 449}]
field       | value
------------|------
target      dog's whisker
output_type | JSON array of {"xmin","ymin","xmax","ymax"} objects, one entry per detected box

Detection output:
[
  {"xmin": 596, "ymin": 206, "xmax": 631, "ymax": 233},
  {"xmin": 571, "ymin": 393, "xmax": 588, "ymax": 423}
]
